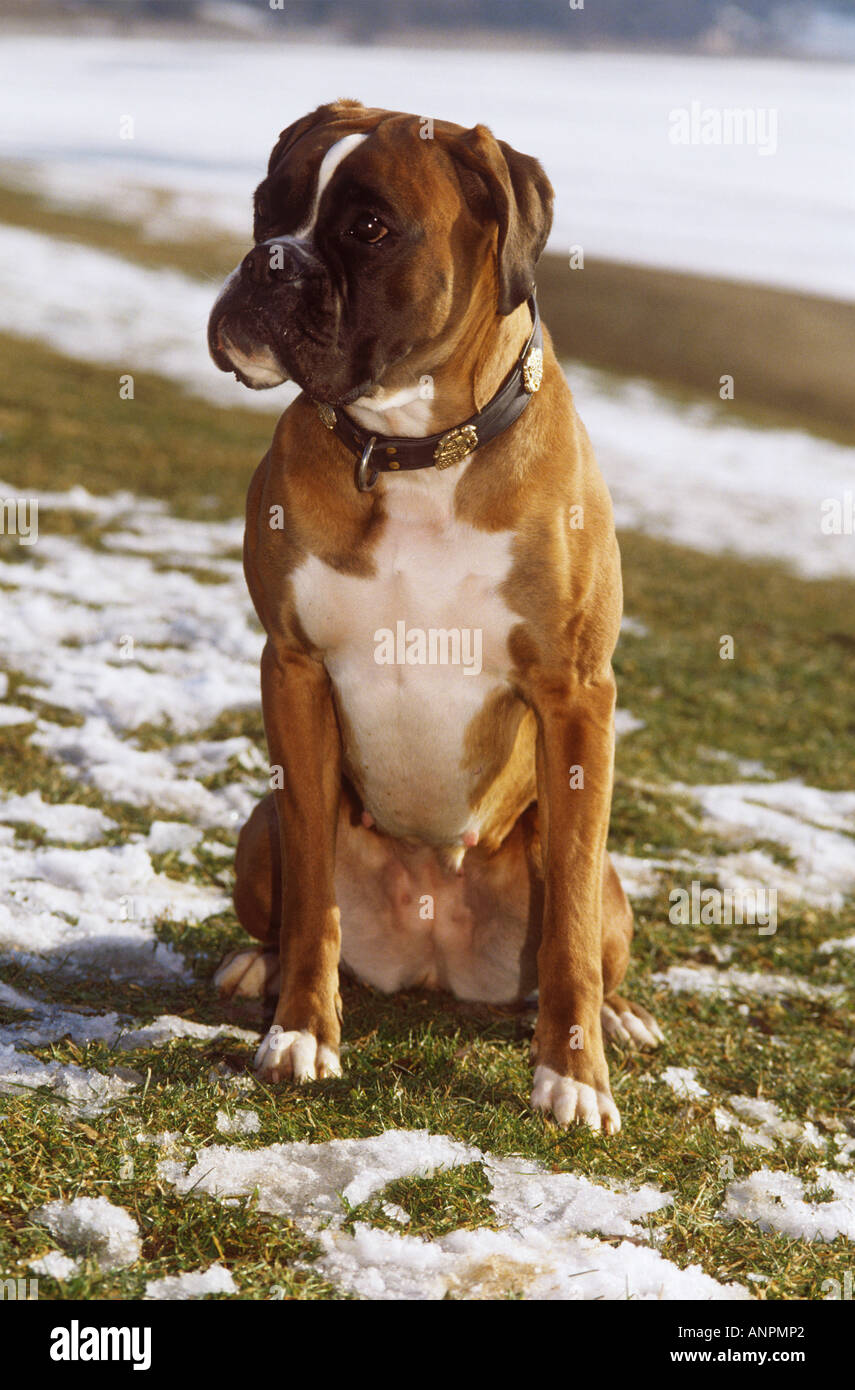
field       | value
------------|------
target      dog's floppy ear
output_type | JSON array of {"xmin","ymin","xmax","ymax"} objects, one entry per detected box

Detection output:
[
  {"xmin": 447, "ymin": 124, "xmax": 554, "ymax": 316},
  {"xmin": 267, "ymin": 99, "xmax": 366, "ymax": 174}
]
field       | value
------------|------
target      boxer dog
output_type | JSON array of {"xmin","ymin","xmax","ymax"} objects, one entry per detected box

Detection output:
[{"xmin": 208, "ymin": 100, "xmax": 662, "ymax": 1132}]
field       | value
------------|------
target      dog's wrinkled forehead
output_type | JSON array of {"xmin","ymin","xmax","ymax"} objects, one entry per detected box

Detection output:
[{"xmin": 253, "ymin": 105, "xmax": 402, "ymax": 241}]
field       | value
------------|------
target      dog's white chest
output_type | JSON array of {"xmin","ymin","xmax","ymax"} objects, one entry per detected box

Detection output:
[{"xmin": 291, "ymin": 472, "xmax": 517, "ymax": 843}]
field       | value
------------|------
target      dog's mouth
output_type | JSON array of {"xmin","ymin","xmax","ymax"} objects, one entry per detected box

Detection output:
[{"xmin": 208, "ymin": 309, "xmax": 292, "ymax": 391}]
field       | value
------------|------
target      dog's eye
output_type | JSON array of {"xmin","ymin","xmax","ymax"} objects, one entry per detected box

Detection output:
[{"xmin": 347, "ymin": 213, "xmax": 389, "ymax": 244}]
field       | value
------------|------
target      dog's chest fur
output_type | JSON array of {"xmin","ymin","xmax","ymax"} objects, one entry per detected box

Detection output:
[{"xmin": 291, "ymin": 466, "xmax": 518, "ymax": 846}]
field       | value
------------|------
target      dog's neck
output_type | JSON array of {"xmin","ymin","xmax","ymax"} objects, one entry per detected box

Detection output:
[{"xmin": 346, "ymin": 277, "xmax": 534, "ymax": 440}]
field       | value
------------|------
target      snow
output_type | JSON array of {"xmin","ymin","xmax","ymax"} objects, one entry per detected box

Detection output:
[
  {"xmin": 0, "ymin": 526, "xmax": 263, "ymax": 736},
  {"xmin": 660, "ymin": 1066, "xmax": 709, "ymax": 1101},
  {"xmin": 314, "ymin": 1221, "xmax": 745, "ymax": 1302},
  {"xmin": 0, "ymin": 38, "xmax": 851, "ymax": 300},
  {"xmin": 602, "ymin": 775, "xmax": 855, "ymax": 912},
  {"xmin": 0, "ymin": 707, "xmax": 37, "ymax": 727},
  {"xmin": 159, "ymin": 1131, "xmax": 483, "ymax": 1226},
  {"xmin": 29, "ymin": 1249, "xmax": 79, "ymax": 1281},
  {"xmin": 682, "ymin": 781, "xmax": 855, "ymax": 909},
  {"xmin": 0, "ymin": 791, "xmax": 116, "ymax": 845},
  {"xmin": 139, "ymin": 821, "xmax": 204, "ymax": 855},
  {"xmin": 0, "ymin": 1044, "xmax": 139, "ymax": 1115},
  {"xmin": 819, "ymin": 933, "xmax": 855, "ymax": 956},
  {"xmin": 216, "ymin": 1108, "xmax": 260, "ymax": 1135},
  {"xmin": 614, "ymin": 708, "xmax": 645, "ymax": 738},
  {"xmin": 158, "ymin": 1128, "xmax": 749, "ymax": 1300},
  {"xmin": 714, "ymin": 1096, "xmax": 825, "ymax": 1153},
  {"xmin": 0, "ymin": 224, "xmax": 270, "ymax": 414},
  {"xmin": 116, "ymin": 1015, "xmax": 257, "ymax": 1050},
  {"xmin": 652, "ymin": 965, "xmax": 842, "ymax": 1002},
  {"xmin": 32, "ymin": 1195, "xmax": 141, "ymax": 1271},
  {"xmin": 720, "ymin": 1168, "xmax": 855, "ymax": 1242},
  {"xmin": 0, "ymin": 838, "xmax": 223, "ymax": 981},
  {"xmin": 572, "ymin": 365, "xmax": 855, "ymax": 583},
  {"xmin": 145, "ymin": 1264, "xmax": 237, "ymax": 1300}
]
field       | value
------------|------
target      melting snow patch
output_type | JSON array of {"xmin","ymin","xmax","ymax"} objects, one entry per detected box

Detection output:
[
  {"xmin": 116, "ymin": 1015, "xmax": 258, "ymax": 1050},
  {"xmin": 660, "ymin": 1067, "xmax": 709, "ymax": 1101},
  {"xmin": 314, "ymin": 1222, "xmax": 748, "ymax": 1301},
  {"xmin": 0, "ymin": 792, "xmax": 116, "ymax": 845},
  {"xmin": 714, "ymin": 1097, "xmax": 825, "ymax": 1153},
  {"xmin": 0, "ymin": 1004, "xmax": 127, "ymax": 1050},
  {"xmin": 608, "ymin": 853, "xmax": 673, "ymax": 901},
  {"xmin": 0, "ymin": 1044, "xmax": 138, "ymax": 1115},
  {"xmin": 34, "ymin": 718, "xmax": 260, "ymax": 831},
  {"xmin": 579, "ymin": 364, "xmax": 855, "ymax": 581},
  {"xmin": 0, "ymin": 838, "xmax": 222, "ymax": 980},
  {"xmin": 819, "ymin": 933, "xmax": 855, "ymax": 956},
  {"xmin": 0, "ymin": 999, "xmax": 256, "ymax": 1053},
  {"xmin": 158, "ymin": 1129, "xmax": 748, "ymax": 1301},
  {"xmin": 29, "ymin": 1249, "xmax": 80, "ymax": 1281},
  {"xmin": 158, "ymin": 1131, "xmax": 481, "ymax": 1229},
  {"xmin": 145, "ymin": 1264, "xmax": 237, "ymax": 1300},
  {"xmin": 136, "ymin": 821, "xmax": 203, "ymax": 855},
  {"xmin": 652, "ymin": 965, "xmax": 841, "ymax": 1002},
  {"xmin": 615, "ymin": 708, "xmax": 644, "ymax": 737},
  {"xmin": 483, "ymin": 1154, "xmax": 669, "ymax": 1239},
  {"xmin": 720, "ymin": 1168, "xmax": 855, "ymax": 1241},
  {"xmin": 216, "ymin": 1108, "xmax": 260, "ymax": 1136},
  {"xmin": 682, "ymin": 781, "xmax": 855, "ymax": 909},
  {"xmin": 33, "ymin": 1195, "xmax": 141, "ymax": 1270}
]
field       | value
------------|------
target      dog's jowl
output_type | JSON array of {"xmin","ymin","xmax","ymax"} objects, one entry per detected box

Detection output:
[{"xmin": 208, "ymin": 99, "xmax": 663, "ymax": 1132}]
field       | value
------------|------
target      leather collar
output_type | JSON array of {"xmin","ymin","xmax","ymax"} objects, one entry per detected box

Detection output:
[{"xmin": 312, "ymin": 294, "xmax": 544, "ymax": 491}]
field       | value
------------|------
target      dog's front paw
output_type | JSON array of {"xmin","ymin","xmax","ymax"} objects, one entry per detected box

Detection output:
[
  {"xmin": 530, "ymin": 1064, "xmax": 621, "ymax": 1134},
  {"xmin": 254, "ymin": 1025, "xmax": 342, "ymax": 1083}
]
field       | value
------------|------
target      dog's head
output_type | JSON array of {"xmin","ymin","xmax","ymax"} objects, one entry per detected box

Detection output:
[{"xmin": 208, "ymin": 100, "xmax": 553, "ymax": 405}]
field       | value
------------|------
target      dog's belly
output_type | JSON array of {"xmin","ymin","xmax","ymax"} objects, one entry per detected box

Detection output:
[
  {"xmin": 333, "ymin": 809, "xmax": 535, "ymax": 1002},
  {"xmin": 291, "ymin": 497, "xmax": 519, "ymax": 846}
]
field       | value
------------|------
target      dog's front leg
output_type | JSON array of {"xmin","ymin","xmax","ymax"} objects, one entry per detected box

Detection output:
[
  {"xmin": 528, "ymin": 672, "xmax": 620, "ymax": 1133},
  {"xmin": 253, "ymin": 641, "xmax": 344, "ymax": 1084}
]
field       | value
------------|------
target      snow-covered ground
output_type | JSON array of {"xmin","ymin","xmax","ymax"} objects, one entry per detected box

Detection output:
[{"xmin": 0, "ymin": 37, "xmax": 852, "ymax": 300}]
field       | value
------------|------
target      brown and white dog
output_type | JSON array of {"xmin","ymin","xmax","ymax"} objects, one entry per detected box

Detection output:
[{"xmin": 208, "ymin": 99, "xmax": 662, "ymax": 1133}]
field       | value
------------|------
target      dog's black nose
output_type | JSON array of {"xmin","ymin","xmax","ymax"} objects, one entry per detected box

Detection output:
[{"xmin": 241, "ymin": 238, "xmax": 311, "ymax": 286}]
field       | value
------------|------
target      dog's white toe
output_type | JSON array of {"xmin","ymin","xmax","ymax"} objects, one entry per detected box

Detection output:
[
  {"xmin": 530, "ymin": 1064, "xmax": 621, "ymax": 1134},
  {"xmin": 254, "ymin": 1025, "xmax": 342, "ymax": 1083}
]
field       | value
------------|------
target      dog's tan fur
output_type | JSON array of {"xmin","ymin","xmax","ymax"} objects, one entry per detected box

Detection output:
[{"xmin": 211, "ymin": 102, "xmax": 662, "ymax": 1129}]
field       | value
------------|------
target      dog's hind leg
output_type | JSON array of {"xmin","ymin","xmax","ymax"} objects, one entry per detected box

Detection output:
[
  {"xmin": 214, "ymin": 794, "xmax": 281, "ymax": 999},
  {"xmin": 600, "ymin": 853, "xmax": 664, "ymax": 1049}
]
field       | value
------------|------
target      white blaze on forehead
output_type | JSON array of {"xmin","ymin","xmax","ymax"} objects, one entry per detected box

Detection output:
[{"xmin": 294, "ymin": 131, "xmax": 369, "ymax": 240}]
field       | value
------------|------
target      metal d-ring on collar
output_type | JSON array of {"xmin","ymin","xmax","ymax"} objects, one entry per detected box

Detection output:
[{"xmin": 356, "ymin": 435, "xmax": 379, "ymax": 493}]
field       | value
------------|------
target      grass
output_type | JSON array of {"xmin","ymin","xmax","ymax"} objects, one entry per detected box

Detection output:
[{"xmin": 0, "ymin": 196, "xmax": 853, "ymax": 1301}]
